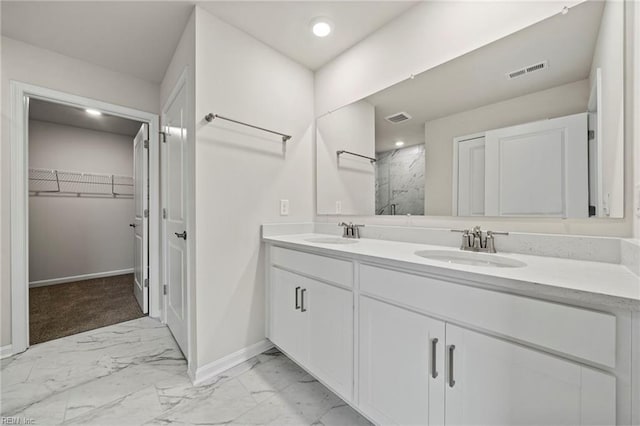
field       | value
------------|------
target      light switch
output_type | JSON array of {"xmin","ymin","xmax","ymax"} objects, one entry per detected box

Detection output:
[
  {"xmin": 280, "ymin": 199, "xmax": 289, "ymax": 216},
  {"xmin": 335, "ymin": 201, "xmax": 342, "ymax": 214}
]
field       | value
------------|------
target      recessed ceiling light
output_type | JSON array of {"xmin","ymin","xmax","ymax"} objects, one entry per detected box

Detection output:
[
  {"xmin": 311, "ymin": 18, "xmax": 332, "ymax": 37},
  {"xmin": 85, "ymin": 109, "xmax": 102, "ymax": 116},
  {"xmin": 395, "ymin": 141, "xmax": 405, "ymax": 147}
]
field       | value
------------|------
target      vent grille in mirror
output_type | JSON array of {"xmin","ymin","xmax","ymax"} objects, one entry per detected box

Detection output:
[
  {"xmin": 506, "ymin": 61, "xmax": 548, "ymax": 80},
  {"xmin": 385, "ymin": 112, "xmax": 412, "ymax": 123}
]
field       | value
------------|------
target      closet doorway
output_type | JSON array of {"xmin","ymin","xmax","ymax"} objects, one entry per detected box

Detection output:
[
  {"xmin": 10, "ymin": 83, "xmax": 161, "ymax": 355},
  {"xmin": 26, "ymin": 99, "xmax": 148, "ymax": 344}
]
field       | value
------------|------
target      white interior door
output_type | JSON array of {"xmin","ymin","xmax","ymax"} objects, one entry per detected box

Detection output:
[
  {"xmin": 484, "ymin": 113, "xmax": 588, "ymax": 218},
  {"xmin": 456, "ymin": 136, "xmax": 486, "ymax": 216},
  {"xmin": 588, "ymin": 68, "xmax": 603, "ymax": 216},
  {"xmin": 162, "ymin": 81, "xmax": 188, "ymax": 355},
  {"xmin": 133, "ymin": 123, "xmax": 149, "ymax": 313}
]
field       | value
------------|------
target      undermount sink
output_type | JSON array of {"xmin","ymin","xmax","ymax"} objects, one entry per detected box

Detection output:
[
  {"xmin": 305, "ymin": 237, "xmax": 359, "ymax": 245},
  {"xmin": 415, "ymin": 249, "xmax": 526, "ymax": 268}
]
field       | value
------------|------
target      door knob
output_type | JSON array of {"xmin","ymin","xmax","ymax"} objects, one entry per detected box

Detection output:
[
  {"xmin": 129, "ymin": 223, "xmax": 136, "ymax": 228},
  {"xmin": 175, "ymin": 231, "xmax": 187, "ymax": 240}
]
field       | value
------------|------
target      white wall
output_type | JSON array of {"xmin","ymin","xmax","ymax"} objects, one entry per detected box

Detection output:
[
  {"xmin": 590, "ymin": 0, "xmax": 625, "ymax": 218},
  {"xmin": 317, "ymin": 100, "xmax": 375, "ymax": 215},
  {"xmin": 193, "ymin": 7, "xmax": 315, "ymax": 369},
  {"xmin": 314, "ymin": 1, "xmax": 583, "ymax": 115},
  {"xmin": 28, "ymin": 120, "xmax": 134, "ymax": 284},
  {"xmin": 425, "ymin": 79, "xmax": 590, "ymax": 216},
  {"xmin": 1, "ymin": 36, "xmax": 160, "ymax": 346}
]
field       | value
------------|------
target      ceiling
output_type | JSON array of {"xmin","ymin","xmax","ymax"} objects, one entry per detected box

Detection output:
[
  {"xmin": 366, "ymin": 0, "xmax": 605, "ymax": 153},
  {"xmin": 199, "ymin": 1, "xmax": 417, "ymax": 70},
  {"xmin": 1, "ymin": 1, "xmax": 416, "ymax": 83},
  {"xmin": 1, "ymin": 1, "xmax": 194, "ymax": 83},
  {"xmin": 29, "ymin": 99, "xmax": 144, "ymax": 137}
]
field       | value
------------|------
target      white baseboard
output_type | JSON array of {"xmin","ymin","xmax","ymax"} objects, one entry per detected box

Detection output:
[
  {"xmin": 191, "ymin": 339, "xmax": 274, "ymax": 385},
  {"xmin": 1, "ymin": 344, "xmax": 13, "ymax": 359},
  {"xmin": 29, "ymin": 268, "xmax": 134, "ymax": 288}
]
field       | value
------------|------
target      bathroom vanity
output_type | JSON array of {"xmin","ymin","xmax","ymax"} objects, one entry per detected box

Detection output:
[{"xmin": 263, "ymin": 230, "xmax": 640, "ymax": 426}]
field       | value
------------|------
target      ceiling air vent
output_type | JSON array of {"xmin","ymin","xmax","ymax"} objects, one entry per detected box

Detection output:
[
  {"xmin": 506, "ymin": 60, "xmax": 548, "ymax": 80},
  {"xmin": 385, "ymin": 112, "xmax": 412, "ymax": 123}
]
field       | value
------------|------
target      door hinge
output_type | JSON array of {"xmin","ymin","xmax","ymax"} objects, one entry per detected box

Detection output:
[
  {"xmin": 160, "ymin": 132, "xmax": 167, "ymax": 143},
  {"xmin": 144, "ymin": 209, "xmax": 149, "ymax": 218},
  {"xmin": 144, "ymin": 139, "xmax": 149, "ymax": 149},
  {"xmin": 588, "ymin": 130, "xmax": 595, "ymax": 141},
  {"xmin": 163, "ymin": 285, "xmax": 167, "ymax": 295},
  {"xmin": 144, "ymin": 278, "xmax": 149, "ymax": 288},
  {"xmin": 162, "ymin": 208, "xmax": 167, "ymax": 219}
]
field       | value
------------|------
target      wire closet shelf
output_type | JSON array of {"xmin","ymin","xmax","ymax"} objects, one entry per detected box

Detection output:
[{"xmin": 29, "ymin": 168, "xmax": 134, "ymax": 197}]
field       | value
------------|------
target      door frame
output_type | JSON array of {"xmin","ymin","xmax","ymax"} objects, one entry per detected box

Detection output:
[{"xmin": 10, "ymin": 81, "xmax": 161, "ymax": 354}]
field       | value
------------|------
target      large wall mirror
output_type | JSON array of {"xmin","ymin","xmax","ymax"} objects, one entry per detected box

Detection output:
[{"xmin": 316, "ymin": 0, "xmax": 624, "ymax": 218}]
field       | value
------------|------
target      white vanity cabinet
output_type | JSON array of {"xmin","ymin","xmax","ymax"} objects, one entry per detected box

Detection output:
[
  {"xmin": 358, "ymin": 295, "xmax": 615, "ymax": 426},
  {"xmin": 266, "ymin": 244, "xmax": 620, "ymax": 426},
  {"xmin": 445, "ymin": 324, "xmax": 616, "ymax": 426},
  {"xmin": 359, "ymin": 296, "xmax": 445, "ymax": 425},
  {"xmin": 269, "ymin": 247, "xmax": 354, "ymax": 400}
]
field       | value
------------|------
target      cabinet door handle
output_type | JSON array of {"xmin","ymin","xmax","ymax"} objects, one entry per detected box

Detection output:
[
  {"xmin": 300, "ymin": 288, "xmax": 307, "ymax": 312},
  {"xmin": 448, "ymin": 345, "xmax": 456, "ymax": 388},
  {"xmin": 431, "ymin": 338, "xmax": 439, "ymax": 379},
  {"xmin": 295, "ymin": 286, "xmax": 301, "ymax": 310}
]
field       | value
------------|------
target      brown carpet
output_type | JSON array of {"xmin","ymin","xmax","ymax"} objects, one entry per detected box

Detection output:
[{"xmin": 29, "ymin": 273, "xmax": 144, "ymax": 345}]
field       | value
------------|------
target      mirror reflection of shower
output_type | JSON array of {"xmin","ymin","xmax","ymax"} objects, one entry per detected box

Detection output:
[{"xmin": 375, "ymin": 144, "xmax": 425, "ymax": 215}]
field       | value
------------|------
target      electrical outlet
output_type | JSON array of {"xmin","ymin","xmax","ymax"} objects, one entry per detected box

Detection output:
[
  {"xmin": 280, "ymin": 199, "xmax": 289, "ymax": 216},
  {"xmin": 335, "ymin": 201, "xmax": 342, "ymax": 214}
]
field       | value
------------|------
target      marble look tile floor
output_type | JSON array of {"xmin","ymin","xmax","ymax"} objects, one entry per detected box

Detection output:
[{"xmin": 1, "ymin": 317, "xmax": 371, "ymax": 426}]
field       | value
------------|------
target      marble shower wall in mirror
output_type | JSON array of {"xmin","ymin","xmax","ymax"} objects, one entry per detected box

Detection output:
[
  {"xmin": 375, "ymin": 145, "xmax": 425, "ymax": 215},
  {"xmin": 316, "ymin": 0, "xmax": 624, "ymax": 219}
]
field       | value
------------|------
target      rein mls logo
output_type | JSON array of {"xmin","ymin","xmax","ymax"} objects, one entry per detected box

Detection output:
[{"xmin": 1, "ymin": 418, "xmax": 35, "ymax": 425}]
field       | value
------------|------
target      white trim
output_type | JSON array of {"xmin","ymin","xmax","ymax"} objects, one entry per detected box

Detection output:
[
  {"xmin": 29, "ymin": 269, "xmax": 134, "ymax": 288},
  {"xmin": 1, "ymin": 345, "xmax": 14, "ymax": 359},
  {"xmin": 10, "ymin": 81, "xmax": 161, "ymax": 354},
  {"xmin": 190, "ymin": 339, "xmax": 274, "ymax": 385}
]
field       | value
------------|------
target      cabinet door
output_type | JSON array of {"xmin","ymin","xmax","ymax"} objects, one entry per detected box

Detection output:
[
  {"xmin": 359, "ymin": 296, "xmax": 445, "ymax": 425},
  {"xmin": 306, "ymin": 279, "xmax": 354, "ymax": 400},
  {"xmin": 270, "ymin": 267, "xmax": 306, "ymax": 363},
  {"xmin": 445, "ymin": 324, "xmax": 615, "ymax": 426}
]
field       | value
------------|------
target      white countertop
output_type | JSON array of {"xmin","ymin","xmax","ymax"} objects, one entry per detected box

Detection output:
[{"xmin": 263, "ymin": 233, "xmax": 640, "ymax": 310}]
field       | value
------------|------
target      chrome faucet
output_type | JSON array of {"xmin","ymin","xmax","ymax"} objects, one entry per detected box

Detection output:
[
  {"xmin": 452, "ymin": 226, "xmax": 508, "ymax": 253},
  {"xmin": 338, "ymin": 222, "xmax": 364, "ymax": 239}
]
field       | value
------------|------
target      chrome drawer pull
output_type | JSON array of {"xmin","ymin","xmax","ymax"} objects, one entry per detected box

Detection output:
[
  {"xmin": 300, "ymin": 288, "xmax": 307, "ymax": 312},
  {"xmin": 295, "ymin": 286, "xmax": 301, "ymax": 310},
  {"xmin": 449, "ymin": 345, "xmax": 456, "ymax": 387},
  {"xmin": 431, "ymin": 338, "xmax": 439, "ymax": 379}
]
